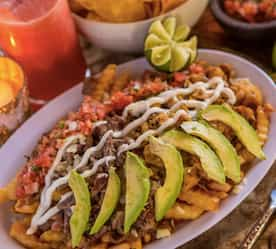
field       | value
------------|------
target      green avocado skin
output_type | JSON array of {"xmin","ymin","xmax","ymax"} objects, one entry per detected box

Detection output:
[
  {"xmin": 161, "ymin": 130, "xmax": 225, "ymax": 184},
  {"xmin": 124, "ymin": 152, "xmax": 150, "ymax": 234},
  {"xmin": 90, "ymin": 168, "xmax": 121, "ymax": 235},
  {"xmin": 181, "ymin": 121, "xmax": 241, "ymax": 183},
  {"xmin": 148, "ymin": 136, "xmax": 185, "ymax": 222},
  {"xmin": 200, "ymin": 104, "xmax": 265, "ymax": 160}
]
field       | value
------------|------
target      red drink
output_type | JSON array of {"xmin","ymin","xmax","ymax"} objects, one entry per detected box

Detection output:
[{"xmin": 0, "ymin": 0, "xmax": 86, "ymax": 101}]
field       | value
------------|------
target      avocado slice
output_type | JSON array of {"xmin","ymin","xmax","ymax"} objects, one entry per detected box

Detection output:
[
  {"xmin": 161, "ymin": 130, "xmax": 225, "ymax": 184},
  {"xmin": 181, "ymin": 121, "xmax": 241, "ymax": 183},
  {"xmin": 200, "ymin": 104, "xmax": 265, "ymax": 160},
  {"xmin": 90, "ymin": 168, "xmax": 121, "ymax": 235},
  {"xmin": 124, "ymin": 152, "xmax": 150, "ymax": 233},
  {"xmin": 148, "ymin": 136, "xmax": 184, "ymax": 221}
]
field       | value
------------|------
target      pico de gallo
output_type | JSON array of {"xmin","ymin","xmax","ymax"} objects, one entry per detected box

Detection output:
[{"xmin": 224, "ymin": 0, "xmax": 276, "ymax": 23}]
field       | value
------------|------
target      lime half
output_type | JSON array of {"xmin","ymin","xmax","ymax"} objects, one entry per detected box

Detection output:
[{"xmin": 145, "ymin": 17, "xmax": 197, "ymax": 73}]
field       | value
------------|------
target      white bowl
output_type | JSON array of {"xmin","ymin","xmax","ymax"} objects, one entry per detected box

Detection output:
[
  {"xmin": 73, "ymin": 0, "xmax": 209, "ymax": 53},
  {"xmin": 0, "ymin": 49, "xmax": 275, "ymax": 249}
]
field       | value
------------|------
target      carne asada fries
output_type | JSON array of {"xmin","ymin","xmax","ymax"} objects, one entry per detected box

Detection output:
[{"xmin": 1, "ymin": 60, "xmax": 273, "ymax": 249}]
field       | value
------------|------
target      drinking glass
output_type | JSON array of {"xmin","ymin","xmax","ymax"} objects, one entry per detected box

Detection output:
[{"xmin": 0, "ymin": 0, "xmax": 86, "ymax": 102}]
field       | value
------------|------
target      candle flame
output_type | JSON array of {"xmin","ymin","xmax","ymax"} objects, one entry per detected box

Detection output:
[{"xmin": 9, "ymin": 35, "xmax": 16, "ymax": 48}]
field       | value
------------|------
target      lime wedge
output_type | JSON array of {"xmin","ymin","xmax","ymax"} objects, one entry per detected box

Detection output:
[
  {"xmin": 163, "ymin": 17, "xmax": 176, "ymax": 37},
  {"xmin": 145, "ymin": 34, "xmax": 166, "ymax": 51},
  {"xmin": 170, "ymin": 46, "xmax": 190, "ymax": 72},
  {"xmin": 144, "ymin": 17, "xmax": 198, "ymax": 73},
  {"xmin": 151, "ymin": 45, "xmax": 171, "ymax": 66},
  {"xmin": 149, "ymin": 20, "xmax": 171, "ymax": 42},
  {"xmin": 179, "ymin": 36, "xmax": 198, "ymax": 63},
  {"xmin": 173, "ymin": 25, "xmax": 191, "ymax": 42}
]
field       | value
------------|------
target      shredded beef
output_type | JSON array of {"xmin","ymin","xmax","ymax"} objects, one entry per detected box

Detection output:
[
  {"xmin": 93, "ymin": 114, "xmax": 125, "ymax": 142},
  {"xmin": 57, "ymin": 195, "xmax": 75, "ymax": 210},
  {"xmin": 109, "ymin": 232, "xmax": 128, "ymax": 244},
  {"xmin": 87, "ymin": 225, "xmax": 109, "ymax": 244},
  {"xmin": 63, "ymin": 152, "xmax": 75, "ymax": 166},
  {"xmin": 63, "ymin": 208, "xmax": 72, "ymax": 233},
  {"xmin": 134, "ymin": 189, "xmax": 157, "ymax": 235},
  {"xmin": 111, "ymin": 211, "xmax": 124, "ymax": 235},
  {"xmin": 103, "ymin": 136, "xmax": 117, "ymax": 157},
  {"xmin": 90, "ymin": 174, "xmax": 108, "ymax": 197}
]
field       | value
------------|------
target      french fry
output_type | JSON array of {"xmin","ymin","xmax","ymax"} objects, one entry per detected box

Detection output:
[
  {"xmin": 40, "ymin": 230, "xmax": 65, "ymax": 243},
  {"xmin": 91, "ymin": 64, "xmax": 117, "ymax": 101},
  {"xmin": 90, "ymin": 243, "xmax": 108, "ymax": 249},
  {"xmin": 10, "ymin": 221, "xmax": 50, "ymax": 249},
  {"xmin": 101, "ymin": 233, "xmax": 112, "ymax": 243},
  {"xmin": 0, "ymin": 188, "xmax": 8, "ymax": 204},
  {"xmin": 182, "ymin": 174, "xmax": 200, "ymax": 192},
  {"xmin": 179, "ymin": 189, "xmax": 220, "ymax": 211},
  {"xmin": 0, "ymin": 176, "xmax": 18, "ymax": 204},
  {"xmin": 143, "ymin": 233, "xmax": 151, "ymax": 243},
  {"xmin": 14, "ymin": 200, "xmax": 38, "ymax": 214},
  {"xmin": 239, "ymin": 148, "xmax": 255, "ymax": 165},
  {"xmin": 109, "ymin": 243, "xmax": 130, "ymax": 249},
  {"xmin": 256, "ymin": 106, "xmax": 269, "ymax": 146},
  {"xmin": 130, "ymin": 238, "xmax": 142, "ymax": 249},
  {"xmin": 111, "ymin": 72, "xmax": 130, "ymax": 94},
  {"xmin": 207, "ymin": 182, "xmax": 232, "ymax": 193},
  {"xmin": 165, "ymin": 202, "xmax": 204, "ymax": 220},
  {"xmin": 208, "ymin": 190, "xmax": 229, "ymax": 200}
]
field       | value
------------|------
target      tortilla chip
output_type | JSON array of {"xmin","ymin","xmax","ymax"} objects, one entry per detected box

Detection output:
[
  {"xmin": 69, "ymin": 0, "xmax": 85, "ymax": 12},
  {"xmin": 86, "ymin": 11, "xmax": 104, "ymax": 22},
  {"xmin": 74, "ymin": 0, "xmax": 96, "ymax": 11},
  {"xmin": 144, "ymin": 2, "xmax": 154, "ymax": 18},
  {"xmin": 80, "ymin": 0, "xmax": 148, "ymax": 22},
  {"xmin": 160, "ymin": 0, "xmax": 186, "ymax": 13},
  {"xmin": 152, "ymin": 0, "xmax": 162, "ymax": 17}
]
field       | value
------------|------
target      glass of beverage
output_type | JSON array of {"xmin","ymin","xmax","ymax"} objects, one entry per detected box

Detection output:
[{"xmin": 0, "ymin": 0, "xmax": 86, "ymax": 103}]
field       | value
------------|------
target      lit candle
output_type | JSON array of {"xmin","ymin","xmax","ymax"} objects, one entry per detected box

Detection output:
[{"xmin": 0, "ymin": 57, "xmax": 29, "ymax": 144}]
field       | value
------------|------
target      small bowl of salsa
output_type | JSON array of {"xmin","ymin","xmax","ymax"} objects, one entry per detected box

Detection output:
[{"xmin": 211, "ymin": 0, "xmax": 276, "ymax": 41}]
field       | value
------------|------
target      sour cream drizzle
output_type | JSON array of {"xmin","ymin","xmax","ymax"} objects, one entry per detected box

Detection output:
[{"xmin": 28, "ymin": 77, "xmax": 236, "ymax": 234}]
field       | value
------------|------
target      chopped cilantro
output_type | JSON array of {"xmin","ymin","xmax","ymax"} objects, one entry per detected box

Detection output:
[
  {"xmin": 31, "ymin": 166, "xmax": 41, "ymax": 172},
  {"xmin": 58, "ymin": 121, "xmax": 65, "ymax": 129}
]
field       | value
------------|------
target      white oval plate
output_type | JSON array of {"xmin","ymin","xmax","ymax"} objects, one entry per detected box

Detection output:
[{"xmin": 0, "ymin": 49, "xmax": 275, "ymax": 249}]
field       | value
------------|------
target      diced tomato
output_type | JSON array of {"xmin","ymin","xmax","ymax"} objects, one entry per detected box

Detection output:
[
  {"xmin": 224, "ymin": 0, "xmax": 276, "ymax": 22},
  {"xmin": 24, "ymin": 182, "xmax": 39, "ymax": 195},
  {"xmin": 32, "ymin": 153, "xmax": 52, "ymax": 168},
  {"xmin": 16, "ymin": 186, "xmax": 25, "ymax": 199},
  {"xmin": 174, "ymin": 72, "xmax": 187, "ymax": 82},
  {"xmin": 51, "ymin": 220, "xmax": 62, "ymax": 231},
  {"xmin": 111, "ymin": 91, "xmax": 134, "ymax": 110},
  {"xmin": 189, "ymin": 64, "xmax": 204, "ymax": 74}
]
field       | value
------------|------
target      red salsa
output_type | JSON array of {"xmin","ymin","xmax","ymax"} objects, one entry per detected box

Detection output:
[{"xmin": 224, "ymin": 0, "xmax": 276, "ymax": 23}]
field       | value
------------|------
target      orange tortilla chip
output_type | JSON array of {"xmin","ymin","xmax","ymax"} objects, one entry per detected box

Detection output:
[
  {"xmin": 152, "ymin": 0, "xmax": 162, "ymax": 17},
  {"xmin": 86, "ymin": 11, "xmax": 104, "ymax": 22},
  {"xmin": 68, "ymin": 0, "xmax": 85, "ymax": 13},
  {"xmin": 74, "ymin": 0, "xmax": 96, "ymax": 11},
  {"xmin": 160, "ymin": 0, "xmax": 186, "ymax": 13},
  {"xmin": 81, "ymin": 0, "xmax": 148, "ymax": 23}
]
